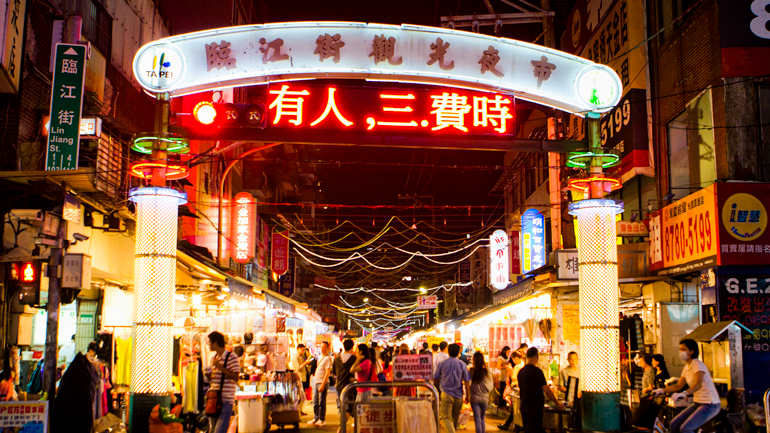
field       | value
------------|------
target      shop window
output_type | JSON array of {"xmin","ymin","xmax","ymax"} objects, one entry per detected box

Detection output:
[
  {"xmin": 83, "ymin": 0, "xmax": 112, "ymax": 58},
  {"xmin": 667, "ymin": 89, "xmax": 717, "ymax": 197}
]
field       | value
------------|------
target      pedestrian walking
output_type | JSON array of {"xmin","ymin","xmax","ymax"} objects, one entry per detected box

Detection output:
[
  {"xmin": 433, "ymin": 343, "xmax": 471, "ymax": 433},
  {"xmin": 469, "ymin": 351, "xmax": 494, "ymax": 433},
  {"xmin": 308, "ymin": 341, "xmax": 333, "ymax": 427},
  {"xmin": 351, "ymin": 344, "xmax": 377, "ymax": 402},
  {"xmin": 334, "ymin": 340, "xmax": 357, "ymax": 419},
  {"xmin": 506, "ymin": 347, "xmax": 563, "ymax": 433},
  {"xmin": 206, "ymin": 331, "xmax": 240, "ymax": 433}
]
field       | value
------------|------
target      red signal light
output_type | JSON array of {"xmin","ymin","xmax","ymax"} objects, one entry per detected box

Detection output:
[
  {"xmin": 193, "ymin": 101, "xmax": 217, "ymax": 125},
  {"xmin": 21, "ymin": 262, "xmax": 36, "ymax": 283}
]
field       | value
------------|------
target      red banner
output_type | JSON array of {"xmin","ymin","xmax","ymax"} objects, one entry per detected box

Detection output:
[
  {"xmin": 271, "ymin": 230, "xmax": 290, "ymax": 275},
  {"xmin": 230, "ymin": 192, "xmax": 256, "ymax": 264}
]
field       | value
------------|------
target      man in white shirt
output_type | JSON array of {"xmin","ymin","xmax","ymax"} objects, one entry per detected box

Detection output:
[
  {"xmin": 433, "ymin": 341, "xmax": 449, "ymax": 371},
  {"xmin": 309, "ymin": 342, "xmax": 333, "ymax": 427},
  {"xmin": 58, "ymin": 335, "xmax": 77, "ymax": 370}
]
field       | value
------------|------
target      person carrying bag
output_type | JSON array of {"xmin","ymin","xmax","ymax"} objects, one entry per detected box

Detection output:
[{"xmin": 205, "ymin": 351, "xmax": 230, "ymax": 417}]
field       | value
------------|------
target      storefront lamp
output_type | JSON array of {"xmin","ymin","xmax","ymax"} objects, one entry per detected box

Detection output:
[{"xmin": 192, "ymin": 294, "xmax": 202, "ymax": 307}]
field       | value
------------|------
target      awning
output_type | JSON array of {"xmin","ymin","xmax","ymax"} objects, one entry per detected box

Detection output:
[
  {"xmin": 683, "ymin": 321, "xmax": 753, "ymax": 342},
  {"xmin": 227, "ymin": 275, "xmax": 262, "ymax": 296},
  {"xmin": 264, "ymin": 290, "xmax": 297, "ymax": 314},
  {"xmin": 176, "ymin": 250, "xmax": 227, "ymax": 286}
]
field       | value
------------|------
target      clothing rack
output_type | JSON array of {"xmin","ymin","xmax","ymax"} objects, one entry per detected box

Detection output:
[{"xmin": 102, "ymin": 325, "xmax": 133, "ymax": 389}]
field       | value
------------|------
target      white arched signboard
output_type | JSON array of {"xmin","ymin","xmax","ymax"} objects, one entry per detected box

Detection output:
[{"xmin": 133, "ymin": 22, "xmax": 621, "ymax": 115}]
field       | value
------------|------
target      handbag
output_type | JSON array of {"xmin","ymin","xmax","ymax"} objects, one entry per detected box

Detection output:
[{"xmin": 205, "ymin": 352, "xmax": 230, "ymax": 417}]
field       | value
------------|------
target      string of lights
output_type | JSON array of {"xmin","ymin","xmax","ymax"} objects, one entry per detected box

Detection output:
[{"xmin": 293, "ymin": 242, "xmax": 486, "ymax": 270}]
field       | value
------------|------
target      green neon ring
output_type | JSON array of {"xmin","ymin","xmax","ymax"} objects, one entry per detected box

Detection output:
[
  {"xmin": 131, "ymin": 132, "xmax": 190, "ymax": 155},
  {"xmin": 566, "ymin": 149, "xmax": 620, "ymax": 169}
]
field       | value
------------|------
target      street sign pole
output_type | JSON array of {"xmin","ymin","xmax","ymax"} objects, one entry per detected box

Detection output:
[{"xmin": 45, "ymin": 44, "xmax": 86, "ymax": 171}]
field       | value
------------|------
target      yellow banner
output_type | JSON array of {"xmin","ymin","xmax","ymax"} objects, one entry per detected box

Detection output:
[
  {"xmin": 426, "ymin": 336, "xmax": 444, "ymax": 348},
  {"xmin": 661, "ymin": 184, "xmax": 719, "ymax": 269}
]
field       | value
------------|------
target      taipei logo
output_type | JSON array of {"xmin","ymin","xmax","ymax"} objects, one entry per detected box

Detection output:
[
  {"xmin": 135, "ymin": 43, "xmax": 185, "ymax": 91},
  {"xmin": 148, "ymin": 54, "xmax": 173, "ymax": 78}
]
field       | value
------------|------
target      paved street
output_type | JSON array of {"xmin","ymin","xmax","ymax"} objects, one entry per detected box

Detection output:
[{"xmin": 281, "ymin": 388, "xmax": 508, "ymax": 432}]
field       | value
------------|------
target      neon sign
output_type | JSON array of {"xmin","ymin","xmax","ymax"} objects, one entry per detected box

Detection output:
[
  {"xmin": 490, "ymin": 229, "xmax": 510, "ymax": 290},
  {"xmin": 265, "ymin": 84, "xmax": 515, "ymax": 135},
  {"xmin": 521, "ymin": 209, "xmax": 546, "ymax": 274},
  {"xmin": 231, "ymin": 192, "xmax": 256, "ymax": 263}
]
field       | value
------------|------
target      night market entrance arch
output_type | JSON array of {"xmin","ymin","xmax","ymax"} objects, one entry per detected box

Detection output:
[{"xmin": 133, "ymin": 22, "xmax": 622, "ymax": 117}]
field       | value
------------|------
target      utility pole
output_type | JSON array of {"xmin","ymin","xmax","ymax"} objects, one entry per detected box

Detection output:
[{"xmin": 43, "ymin": 193, "xmax": 67, "ymax": 404}]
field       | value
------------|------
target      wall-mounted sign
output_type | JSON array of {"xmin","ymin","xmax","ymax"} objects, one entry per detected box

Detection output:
[
  {"xmin": 651, "ymin": 183, "xmax": 770, "ymax": 275},
  {"xmin": 133, "ymin": 22, "xmax": 621, "ymax": 114},
  {"xmin": 271, "ymin": 229, "xmax": 290, "ymax": 275},
  {"xmin": 79, "ymin": 117, "xmax": 102, "ymax": 139},
  {"xmin": 231, "ymin": 192, "xmax": 256, "ymax": 264},
  {"xmin": 556, "ymin": 248, "xmax": 647, "ymax": 280},
  {"xmin": 617, "ymin": 220, "xmax": 649, "ymax": 237},
  {"xmin": 489, "ymin": 229, "xmax": 510, "ymax": 290},
  {"xmin": 417, "ymin": 295, "xmax": 438, "ymax": 309},
  {"xmin": 510, "ymin": 230, "xmax": 521, "ymax": 274},
  {"xmin": 0, "ymin": 0, "xmax": 27, "ymax": 93},
  {"xmin": 0, "ymin": 401, "xmax": 48, "ymax": 430},
  {"xmin": 257, "ymin": 217, "xmax": 268, "ymax": 268},
  {"xmin": 718, "ymin": 0, "xmax": 770, "ymax": 77},
  {"xmin": 521, "ymin": 209, "xmax": 546, "ymax": 274}
]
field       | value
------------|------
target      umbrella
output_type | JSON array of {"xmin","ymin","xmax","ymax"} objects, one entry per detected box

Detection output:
[{"xmin": 539, "ymin": 318, "xmax": 552, "ymax": 345}]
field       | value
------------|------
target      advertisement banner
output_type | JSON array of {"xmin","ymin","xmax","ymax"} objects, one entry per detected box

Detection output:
[
  {"xmin": 426, "ymin": 336, "xmax": 444, "ymax": 348},
  {"xmin": 392, "ymin": 354, "xmax": 433, "ymax": 381},
  {"xmin": 257, "ymin": 217, "xmax": 268, "ymax": 268},
  {"xmin": 713, "ymin": 267, "xmax": 770, "ymax": 403},
  {"xmin": 716, "ymin": 182, "xmax": 770, "ymax": 266},
  {"xmin": 230, "ymin": 192, "xmax": 256, "ymax": 264},
  {"xmin": 417, "ymin": 295, "xmax": 438, "ymax": 309},
  {"xmin": 652, "ymin": 183, "xmax": 770, "ymax": 275},
  {"xmin": 653, "ymin": 184, "xmax": 719, "ymax": 275},
  {"xmin": 0, "ymin": 401, "xmax": 48, "ymax": 430},
  {"xmin": 717, "ymin": 0, "xmax": 770, "ymax": 77},
  {"xmin": 271, "ymin": 230, "xmax": 290, "ymax": 275},
  {"xmin": 489, "ymin": 229, "xmax": 510, "ymax": 290}
]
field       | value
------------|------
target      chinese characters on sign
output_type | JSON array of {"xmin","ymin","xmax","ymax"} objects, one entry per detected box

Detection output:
[
  {"xmin": 521, "ymin": 209, "xmax": 545, "ymax": 274},
  {"xmin": 356, "ymin": 404, "xmax": 396, "ymax": 433},
  {"xmin": 263, "ymin": 84, "xmax": 515, "ymax": 135},
  {"xmin": 617, "ymin": 220, "xmax": 649, "ymax": 236},
  {"xmin": 231, "ymin": 192, "xmax": 256, "ymax": 264},
  {"xmin": 0, "ymin": 0, "xmax": 26, "ymax": 93},
  {"xmin": 417, "ymin": 295, "xmax": 438, "ymax": 309},
  {"xmin": 392, "ymin": 354, "xmax": 433, "ymax": 381},
  {"xmin": 271, "ymin": 230, "xmax": 290, "ymax": 275},
  {"xmin": 0, "ymin": 401, "xmax": 48, "ymax": 430},
  {"xmin": 510, "ymin": 230, "xmax": 521, "ymax": 274},
  {"xmin": 206, "ymin": 40, "xmax": 236, "ymax": 70},
  {"xmin": 490, "ymin": 229, "xmax": 510, "ymax": 290},
  {"xmin": 556, "ymin": 249, "xmax": 646, "ymax": 280},
  {"xmin": 46, "ymin": 44, "xmax": 86, "ymax": 171},
  {"xmin": 279, "ymin": 256, "xmax": 295, "ymax": 298}
]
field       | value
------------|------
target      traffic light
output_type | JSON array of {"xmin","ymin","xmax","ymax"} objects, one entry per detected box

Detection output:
[
  {"xmin": 11, "ymin": 261, "xmax": 42, "ymax": 305},
  {"xmin": 192, "ymin": 102, "xmax": 266, "ymax": 129}
]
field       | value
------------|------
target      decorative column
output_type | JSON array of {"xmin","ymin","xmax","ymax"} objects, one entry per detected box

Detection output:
[
  {"xmin": 567, "ymin": 110, "xmax": 623, "ymax": 432},
  {"xmin": 128, "ymin": 186, "xmax": 187, "ymax": 426},
  {"xmin": 127, "ymin": 92, "xmax": 191, "ymax": 432}
]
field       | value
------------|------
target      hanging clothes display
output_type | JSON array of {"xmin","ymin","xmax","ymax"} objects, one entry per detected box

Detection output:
[
  {"xmin": 114, "ymin": 336, "xmax": 132, "ymax": 386},
  {"xmin": 181, "ymin": 361, "xmax": 200, "ymax": 413}
]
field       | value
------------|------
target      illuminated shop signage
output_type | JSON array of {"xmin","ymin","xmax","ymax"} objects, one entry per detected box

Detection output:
[
  {"xmin": 490, "ymin": 229, "xmax": 510, "ymax": 290},
  {"xmin": 133, "ymin": 22, "xmax": 621, "ymax": 114},
  {"xmin": 265, "ymin": 84, "xmax": 513, "ymax": 135},
  {"xmin": 231, "ymin": 192, "xmax": 256, "ymax": 263},
  {"xmin": 521, "ymin": 209, "xmax": 545, "ymax": 274}
]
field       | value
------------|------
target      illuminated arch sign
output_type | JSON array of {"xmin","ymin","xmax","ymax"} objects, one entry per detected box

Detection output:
[{"xmin": 133, "ymin": 22, "xmax": 621, "ymax": 114}]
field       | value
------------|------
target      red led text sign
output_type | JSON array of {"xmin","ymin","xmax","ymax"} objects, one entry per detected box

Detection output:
[
  {"xmin": 266, "ymin": 85, "xmax": 515, "ymax": 135},
  {"xmin": 231, "ymin": 192, "xmax": 256, "ymax": 264}
]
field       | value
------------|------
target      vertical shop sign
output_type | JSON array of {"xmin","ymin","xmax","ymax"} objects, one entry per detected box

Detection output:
[
  {"xmin": 521, "ymin": 209, "xmax": 546, "ymax": 274},
  {"xmin": 46, "ymin": 44, "xmax": 87, "ymax": 171},
  {"xmin": 279, "ymin": 255, "xmax": 295, "ymax": 298},
  {"xmin": 257, "ymin": 218, "xmax": 269, "ymax": 268},
  {"xmin": 0, "ymin": 0, "xmax": 26, "ymax": 93},
  {"xmin": 271, "ymin": 229, "xmax": 290, "ymax": 275},
  {"xmin": 510, "ymin": 230, "xmax": 521, "ymax": 274},
  {"xmin": 459, "ymin": 259, "xmax": 471, "ymax": 283},
  {"xmin": 231, "ymin": 192, "xmax": 256, "ymax": 264},
  {"xmin": 489, "ymin": 229, "xmax": 510, "ymax": 290}
]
